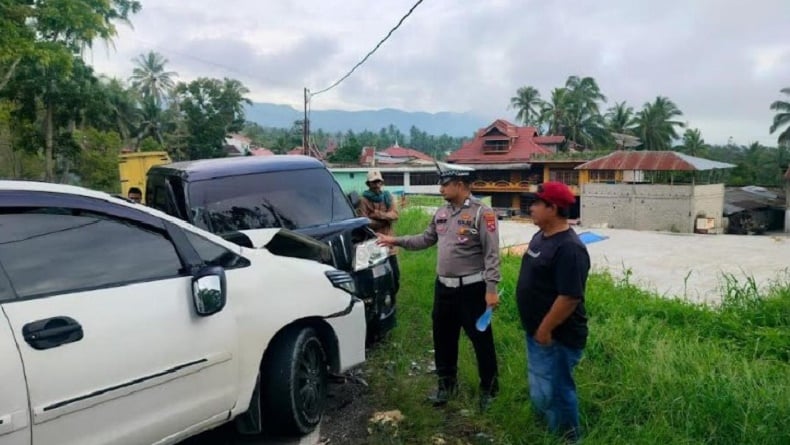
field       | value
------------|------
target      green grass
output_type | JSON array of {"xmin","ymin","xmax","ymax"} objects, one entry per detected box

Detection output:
[
  {"xmin": 403, "ymin": 194, "xmax": 492, "ymax": 208},
  {"xmin": 365, "ymin": 208, "xmax": 790, "ymax": 445}
]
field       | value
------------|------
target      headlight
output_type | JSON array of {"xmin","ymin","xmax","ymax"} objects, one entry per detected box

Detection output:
[
  {"xmin": 352, "ymin": 238, "xmax": 389, "ymax": 272},
  {"xmin": 325, "ymin": 270, "xmax": 357, "ymax": 295}
]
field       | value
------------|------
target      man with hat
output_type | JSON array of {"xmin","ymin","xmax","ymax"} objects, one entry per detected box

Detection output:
[
  {"xmin": 516, "ymin": 181, "xmax": 590, "ymax": 443},
  {"xmin": 377, "ymin": 162, "xmax": 501, "ymax": 411},
  {"xmin": 358, "ymin": 169, "xmax": 400, "ymax": 291}
]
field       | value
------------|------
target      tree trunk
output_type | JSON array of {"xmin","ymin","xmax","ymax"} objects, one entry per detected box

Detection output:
[
  {"xmin": 0, "ymin": 58, "xmax": 22, "ymax": 92},
  {"xmin": 45, "ymin": 100, "xmax": 54, "ymax": 182}
]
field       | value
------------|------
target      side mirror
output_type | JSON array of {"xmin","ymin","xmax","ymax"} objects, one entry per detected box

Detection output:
[
  {"xmin": 192, "ymin": 266, "xmax": 227, "ymax": 316},
  {"xmin": 347, "ymin": 191, "xmax": 361, "ymax": 209}
]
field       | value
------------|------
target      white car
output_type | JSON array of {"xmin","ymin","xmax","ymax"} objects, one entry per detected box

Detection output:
[{"xmin": 0, "ymin": 180, "xmax": 366, "ymax": 445}]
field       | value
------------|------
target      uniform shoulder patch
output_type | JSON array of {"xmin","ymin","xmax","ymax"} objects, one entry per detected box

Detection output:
[{"xmin": 483, "ymin": 210, "xmax": 497, "ymax": 232}]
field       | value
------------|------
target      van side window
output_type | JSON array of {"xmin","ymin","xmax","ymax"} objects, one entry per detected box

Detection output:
[
  {"xmin": 0, "ymin": 208, "xmax": 183, "ymax": 299},
  {"xmin": 146, "ymin": 174, "xmax": 172, "ymax": 214}
]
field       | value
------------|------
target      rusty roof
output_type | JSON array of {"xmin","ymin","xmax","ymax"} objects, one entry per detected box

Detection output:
[
  {"xmin": 575, "ymin": 151, "xmax": 735, "ymax": 171},
  {"xmin": 784, "ymin": 166, "xmax": 790, "ymax": 180}
]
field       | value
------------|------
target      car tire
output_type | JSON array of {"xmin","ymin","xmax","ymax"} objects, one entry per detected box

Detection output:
[{"xmin": 261, "ymin": 326, "xmax": 328, "ymax": 436}]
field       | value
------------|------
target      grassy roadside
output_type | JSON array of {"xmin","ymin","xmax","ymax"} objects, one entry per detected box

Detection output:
[{"xmin": 365, "ymin": 208, "xmax": 790, "ymax": 445}]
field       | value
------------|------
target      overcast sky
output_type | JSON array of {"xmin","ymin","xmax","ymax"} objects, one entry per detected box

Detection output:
[{"xmin": 87, "ymin": 0, "xmax": 790, "ymax": 146}]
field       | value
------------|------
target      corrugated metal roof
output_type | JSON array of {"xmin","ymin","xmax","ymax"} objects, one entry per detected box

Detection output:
[
  {"xmin": 450, "ymin": 163, "xmax": 532, "ymax": 170},
  {"xmin": 723, "ymin": 186, "xmax": 786, "ymax": 215},
  {"xmin": 575, "ymin": 151, "xmax": 736, "ymax": 171}
]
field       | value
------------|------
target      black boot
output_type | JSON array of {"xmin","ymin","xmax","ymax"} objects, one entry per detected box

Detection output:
[
  {"xmin": 427, "ymin": 377, "xmax": 457, "ymax": 406},
  {"xmin": 478, "ymin": 377, "xmax": 499, "ymax": 412}
]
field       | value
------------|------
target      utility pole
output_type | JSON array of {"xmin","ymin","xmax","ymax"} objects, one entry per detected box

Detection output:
[{"xmin": 303, "ymin": 87, "xmax": 309, "ymax": 156}]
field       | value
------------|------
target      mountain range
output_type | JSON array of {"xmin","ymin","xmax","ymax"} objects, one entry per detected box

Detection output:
[{"xmin": 244, "ymin": 102, "xmax": 496, "ymax": 137}]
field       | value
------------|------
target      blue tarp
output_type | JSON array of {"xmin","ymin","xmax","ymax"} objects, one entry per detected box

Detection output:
[{"xmin": 577, "ymin": 231, "xmax": 609, "ymax": 245}]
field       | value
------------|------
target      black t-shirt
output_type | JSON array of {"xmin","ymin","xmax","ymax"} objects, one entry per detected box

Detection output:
[{"xmin": 516, "ymin": 228, "xmax": 590, "ymax": 349}]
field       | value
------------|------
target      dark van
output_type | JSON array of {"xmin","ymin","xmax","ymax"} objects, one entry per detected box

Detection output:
[{"xmin": 145, "ymin": 155, "xmax": 397, "ymax": 342}]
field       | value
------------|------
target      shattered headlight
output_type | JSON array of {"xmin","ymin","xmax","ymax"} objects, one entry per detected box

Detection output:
[{"xmin": 352, "ymin": 238, "xmax": 389, "ymax": 272}]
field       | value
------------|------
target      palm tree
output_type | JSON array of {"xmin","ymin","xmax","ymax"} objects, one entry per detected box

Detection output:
[
  {"xmin": 635, "ymin": 96, "xmax": 685, "ymax": 150},
  {"xmin": 509, "ymin": 86, "xmax": 542, "ymax": 128},
  {"xmin": 129, "ymin": 51, "xmax": 177, "ymax": 107},
  {"xmin": 605, "ymin": 102, "xmax": 636, "ymax": 134},
  {"xmin": 679, "ymin": 128, "xmax": 708, "ymax": 157},
  {"xmin": 769, "ymin": 87, "xmax": 790, "ymax": 146},
  {"xmin": 539, "ymin": 76, "xmax": 609, "ymax": 149},
  {"xmin": 540, "ymin": 87, "xmax": 570, "ymax": 136},
  {"xmin": 98, "ymin": 76, "xmax": 140, "ymax": 143},
  {"xmin": 565, "ymin": 76, "xmax": 606, "ymax": 116}
]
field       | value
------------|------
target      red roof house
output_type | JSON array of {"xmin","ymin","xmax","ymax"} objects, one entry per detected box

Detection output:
[
  {"xmin": 447, "ymin": 119, "xmax": 564, "ymax": 164},
  {"xmin": 380, "ymin": 144, "xmax": 434, "ymax": 162}
]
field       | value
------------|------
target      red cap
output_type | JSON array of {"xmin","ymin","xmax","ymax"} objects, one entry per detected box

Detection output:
[{"xmin": 534, "ymin": 181, "xmax": 576, "ymax": 209}]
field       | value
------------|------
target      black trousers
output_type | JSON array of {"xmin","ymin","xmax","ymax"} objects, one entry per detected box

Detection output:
[{"xmin": 433, "ymin": 279, "xmax": 499, "ymax": 394}]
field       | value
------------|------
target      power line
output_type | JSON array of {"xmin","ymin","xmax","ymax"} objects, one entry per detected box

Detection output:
[{"xmin": 310, "ymin": 0, "xmax": 425, "ymax": 98}]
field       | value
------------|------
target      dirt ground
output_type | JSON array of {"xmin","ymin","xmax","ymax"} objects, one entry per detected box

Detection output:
[{"xmin": 181, "ymin": 369, "xmax": 374, "ymax": 445}]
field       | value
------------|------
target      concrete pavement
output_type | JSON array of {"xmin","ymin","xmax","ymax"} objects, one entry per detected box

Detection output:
[{"xmin": 497, "ymin": 220, "xmax": 790, "ymax": 304}]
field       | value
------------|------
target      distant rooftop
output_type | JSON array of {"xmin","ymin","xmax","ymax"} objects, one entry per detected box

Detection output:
[{"xmin": 575, "ymin": 151, "xmax": 736, "ymax": 171}]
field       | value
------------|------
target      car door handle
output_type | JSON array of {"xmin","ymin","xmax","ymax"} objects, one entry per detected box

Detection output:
[{"xmin": 23, "ymin": 316, "xmax": 83, "ymax": 350}]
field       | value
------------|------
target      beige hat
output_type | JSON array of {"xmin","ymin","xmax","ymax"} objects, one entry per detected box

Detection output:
[{"xmin": 366, "ymin": 169, "xmax": 384, "ymax": 183}]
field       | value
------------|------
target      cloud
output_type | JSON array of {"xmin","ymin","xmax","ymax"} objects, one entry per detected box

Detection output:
[{"xmin": 86, "ymin": 0, "xmax": 790, "ymax": 145}]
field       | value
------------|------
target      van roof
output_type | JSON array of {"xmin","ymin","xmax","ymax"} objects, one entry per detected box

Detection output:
[{"xmin": 149, "ymin": 155, "xmax": 326, "ymax": 181}]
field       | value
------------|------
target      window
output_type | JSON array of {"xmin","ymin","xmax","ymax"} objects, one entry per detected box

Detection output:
[
  {"xmin": 188, "ymin": 168, "xmax": 356, "ymax": 232},
  {"xmin": 0, "ymin": 208, "xmax": 183, "ymax": 299},
  {"xmin": 410, "ymin": 172, "xmax": 439, "ymax": 186},
  {"xmin": 381, "ymin": 172, "xmax": 404, "ymax": 186},
  {"xmin": 589, "ymin": 170, "xmax": 616, "ymax": 183},
  {"xmin": 330, "ymin": 180, "xmax": 356, "ymax": 222},
  {"xmin": 184, "ymin": 230, "xmax": 250, "ymax": 269},
  {"xmin": 0, "ymin": 266, "xmax": 13, "ymax": 302},
  {"xmin": 549, "ymin": 169, "xmax": 579, "ymax": 185},
  {"xmin": 146, "ymin": 174, "xmax": 173, "ymax": 214},
  {"xmin": 482, "ymin": 139, "xmax": 510, "ymax": 153}
]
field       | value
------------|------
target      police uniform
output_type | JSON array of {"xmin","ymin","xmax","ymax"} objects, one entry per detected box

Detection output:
[{"xmin": 394, "ymin": 165, "xmax": 501, "ymax": 405}]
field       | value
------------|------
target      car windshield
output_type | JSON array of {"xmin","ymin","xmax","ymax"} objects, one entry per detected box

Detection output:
[{"xmin": 187, "ymin": 168, "xmax": 354, "ymax": 233}]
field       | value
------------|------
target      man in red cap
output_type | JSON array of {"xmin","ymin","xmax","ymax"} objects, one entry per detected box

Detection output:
[{"xmin": 516, "ymin": 181, "xmax": 590, "ymax": 443}]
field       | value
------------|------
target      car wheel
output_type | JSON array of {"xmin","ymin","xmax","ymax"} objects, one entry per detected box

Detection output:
[{"xmin": 261, "ymin": 326, "xmax": 327, "ymax": 436}]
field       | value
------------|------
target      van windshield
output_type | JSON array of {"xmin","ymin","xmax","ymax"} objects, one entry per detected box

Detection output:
[{"xmin": 187, "ymin": 168, "xmax": 354, "ymax": 233}]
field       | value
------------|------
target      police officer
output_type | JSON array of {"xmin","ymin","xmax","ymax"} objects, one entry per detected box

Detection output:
[{"xmin": 377, "ymin": 163, "xmax": 501, "ymax": 410}]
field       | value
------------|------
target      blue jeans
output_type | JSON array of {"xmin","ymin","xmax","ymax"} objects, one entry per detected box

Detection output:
[{"xmin": 526, "ymin": 335, "xmax": 583, "ymax": 441}]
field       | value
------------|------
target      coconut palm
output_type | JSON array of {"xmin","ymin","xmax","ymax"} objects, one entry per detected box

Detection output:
[
  {"xmin": 605, "ymin": 101, "xmax": 637, "ymax": 134},
  {"xmin": 129, "ymin": 51, "xmax": 177, "ymax": 107},
  {"xmin": 679, "ymin": 128, "xmax": 708, "ymax": 157},
  {"xmin": 98, "ymin": 76, "xmax": 140, "ymax": 143},
  {"xmin": 509, "ymin": 86, "xmax": 542, "ymax": 127},
  {"xmin": 635, "ymin": 96, "xmax": 685, "ymax": 150},
  {"xmin": 769, "ymin": 87, "xmax": 790, "ymax": 146}
]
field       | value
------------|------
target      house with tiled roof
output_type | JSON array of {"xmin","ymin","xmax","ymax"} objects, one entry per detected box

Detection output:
[
  {"xmin": 447, "ymin": 119, "xmax": 576, "ymax": 215},
  {"xmin": 378, "ymin": 143, "xmax": 434, "ymax": 164}
]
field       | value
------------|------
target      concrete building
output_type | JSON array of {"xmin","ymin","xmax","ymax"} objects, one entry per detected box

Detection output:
[
  {"xmin": 330, "ymin": 163, "xmax": 473, "ymax": 196},
  {"xmin": 446, "ymin": 119, "xmax": 570, "ymax": 216},
  {"xmin": 575, "ymin": 151, "xmax": 735, "ymax": 233}
]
